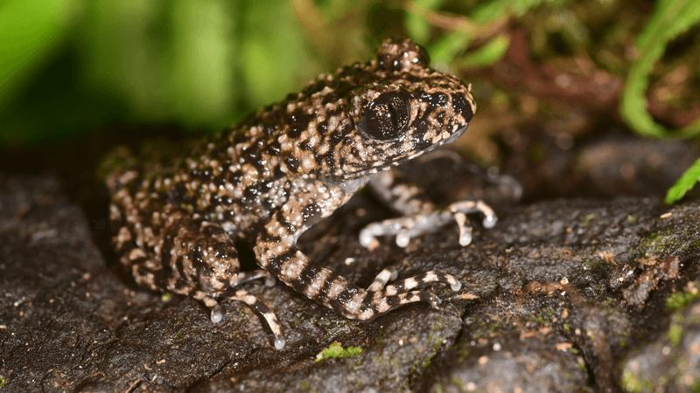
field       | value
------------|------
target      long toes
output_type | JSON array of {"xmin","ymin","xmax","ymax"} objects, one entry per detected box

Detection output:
[
  {"xmin": 359, "ymin": 225, "xmax": 381, "ymax": 249},
  {"xmin": 385, "ymin": 271, "xmax": 462, "ymax": 294},
  {"xmin": 454, "ymin": 212, "xmax": 473, "ymax": 247},
  {"xmin": 401, "ymin": 291, "xmax": 441, "ymax": 309},
  {"xmin": 231, "ymin": 290, "xmax": 285, "ymax": 350}
]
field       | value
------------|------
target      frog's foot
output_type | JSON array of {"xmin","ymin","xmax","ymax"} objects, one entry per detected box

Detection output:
[
  {"xmin": 230, "ymin": 289, "xmax": 285, "ymax": 350},
  {"xmin": 367, "ymin": 267, "xmax": 461, "ymax": 292},
  {"xmin": 199, "ymin": 273, "xmax": 284, "ymax": 350},
  {"xmin": 206, "ymin": 290, "xmax": 285, "ymax": 350},
  {"xmin": 359, "ymin": 199, "xmax": 496, "ymax": 249}
]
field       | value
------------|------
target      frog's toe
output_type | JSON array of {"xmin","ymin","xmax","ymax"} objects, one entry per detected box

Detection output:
[
  {"xmin": 383, "ymin": 271, "xmax": 462, "ymax": 295},
  {"xmin": 274, "ymin": 337, "xmax": 286, "ymax": 350},
  {"xmin": 210, "ymin": 304, "xmax": 224, "ymax": 324},
  {"xmin": 228, "ymin": 289, "xmax": 285, "ymax": 350},
  {"xmin": 448, "ymin": 200, "xmax": 497, "ymax": 230},
  {"xmin": 367, "ymin": 267, "xmax": 399, "ymax": 292},
  {"xmin": 359, "ymin": 212, "xmax": 450, "ymax": 249}
]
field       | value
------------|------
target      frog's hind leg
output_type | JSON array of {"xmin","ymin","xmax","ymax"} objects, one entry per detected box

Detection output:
[
  {"xmin": 255, "ymin": 237, "xmax": 460, "ymax": 322},
  {"xmin": 367, "ymin": 267, "xmax": 460, "ymax": 292},
  {"xmin": 154, "ymin": 218, "xmax": 284, "ymax": 348}
]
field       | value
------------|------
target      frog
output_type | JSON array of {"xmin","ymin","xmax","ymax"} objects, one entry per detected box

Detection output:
[{"xmin": 106, "ymin": 38, "xmax": 497, "ymax": 350}]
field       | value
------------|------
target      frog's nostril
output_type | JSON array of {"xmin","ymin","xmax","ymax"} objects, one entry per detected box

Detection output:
[{"xmin": 451, "ymin": 93, "xmax": 474, "ymax": 123}]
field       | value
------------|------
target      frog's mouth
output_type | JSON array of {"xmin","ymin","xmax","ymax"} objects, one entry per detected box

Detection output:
[{"xmin": 337, "ymin": 123, "xmax": 468, "ymax": 181}]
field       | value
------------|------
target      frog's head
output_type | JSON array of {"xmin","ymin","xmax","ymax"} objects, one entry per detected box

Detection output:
[{"xmin": 277, "ymin": 38, "xmax": 475, "ymax": 182}]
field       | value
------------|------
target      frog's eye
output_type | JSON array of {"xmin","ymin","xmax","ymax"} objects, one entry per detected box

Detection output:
[{"xmin": 359, "ymin": 90, "xmax": 411, "ymax": 141}]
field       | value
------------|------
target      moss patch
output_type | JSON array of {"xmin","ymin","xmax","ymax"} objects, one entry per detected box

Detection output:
[
  {"xmin": 666, "ymin": 283, "xmax": 700, "ymax": 311},
  {"xmin": 667, "ymin": 316, "xmax": 684, "ymax": 346},
  {"xmin": 621, "ymin": 370, "xmax": 653, "ymax": 393},
  {"xmin": 315, "ymin": 341, "xmax": 363, "ymax": 362}
]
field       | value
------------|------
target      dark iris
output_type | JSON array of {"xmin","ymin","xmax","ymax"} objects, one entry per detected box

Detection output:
[{"xmin": 359, "ymin": 90, "xmax": 411, "ymax": 141}]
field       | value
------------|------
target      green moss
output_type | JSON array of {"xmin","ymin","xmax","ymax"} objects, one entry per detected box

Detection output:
[
  {"xmin": 161, "ymin": 293, "xmax": 172, "ymax": 302},
  {"xmin": 667, "ymin": 314, "xmax": 684, "ymax": 346},
  {"xmin": 580, "ymin": 213, "xmax": 596, "ymax": 227},
  {"xmin": 434, "ymin": 382, "xmax": 445, "ymax": 393},
  {"xmin": 576, "ymin": 357, "xmax": 587, "ymax": 372},
  {"xmin": 667, "ymin": 324, "xmax": 683, "ymax": 346},
  {"xmin": 0, "ymin": 376, "xmax": 6, "ymax": 389},
  {"xmin": 619, "ymin": 338, "xmax": 628, "ymax": 348},
  {"xmin": 420, "ymin": 336, "xmax": 445, "ymax": 368},
  {"xmin": 637, "ymin": 229, "xmax": 678, "ymax": 257},
  {"xmin": 299, "ymin": 380, "xmax": 312, "ymax": 392},
  {"xmin": 468, "ymin": 319, "xmax": 503, "ymax": 340},
  {"xmin": 450, "ymin": 377, "xmax": 466, "ymax": 392},
  {"xmin": 455, "ymin": 343, "xmax": 471, "ymax": 362},
  {"xmin": 314, "ymin": 341, "xmax": 363, "ymax": 362},
  {"xmin": 621, "ymin": 370, "xmax": 653, "ymax": 393},
  {"xmin": 666, "ymin": 288, "xmax": 700, "ymax": 311}
]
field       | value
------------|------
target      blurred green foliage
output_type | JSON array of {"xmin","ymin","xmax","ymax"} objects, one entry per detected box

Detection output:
[
  {"xmin": 0, "ymin": 0, "xmax": 319, "ymax": 145},
  {"xmin": 665, "ymin": 158, "xmax": 700, "ymax": 205},
  {"xmin": 0, "ymin": 0, "xmax": 699, "ymax": 154},
  {"xmin": 621, "ymin": 0, "xmax": 700, "ymax": 139}
]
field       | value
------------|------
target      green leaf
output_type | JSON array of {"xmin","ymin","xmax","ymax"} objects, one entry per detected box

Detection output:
[
  {"xmin": 238, "ymin": 0, "xmax": 309, "ymax": 110},
  {"xmin": 0, "ymin": 0, "xmax": 78, "ymax": 109},
  {"xmin": 429, "ymin": 31, "xmax": 471, "ymax": 70},
  {"xmin": 81, "ymin": 0, "xmax": 169, "ymax": 120},
  {"xmin": 168, "ymin": 0, "xmax": 234, "ymax": 125},
  {"xmin": 621, "ymin": 0, "xmax": 700, "ymax": 139},
  {"xmin": 405, "ymin": 0, "xmax": 443, "ymax": 44},
  {"xmin": 665, "ymin": 158, "xmax": 700, "ymax": 205},
  {"xmin": 455, "ymin": 34, "xmax": 510, "ymax": 68},
  {"xmin": 471, "ymin": 0, "xmax": 547, "ymax": 23}
]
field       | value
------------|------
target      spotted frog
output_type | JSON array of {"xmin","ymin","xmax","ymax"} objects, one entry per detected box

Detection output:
[{"xmin": 107, "ymin": 38, "xmax": 496, "ymax": 349}]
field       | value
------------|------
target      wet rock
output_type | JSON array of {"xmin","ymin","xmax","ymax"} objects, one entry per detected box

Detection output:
[
  {"xmin": 621, "ymin": 288, "xmax": 700, "ymax": 392},
  {"xmin": 500, "ymin": 132, "xmax": 700, "ymax": 201},
  {"xmin": 1, "ymin": 167, "xmax": 699, "ymax": 392}
]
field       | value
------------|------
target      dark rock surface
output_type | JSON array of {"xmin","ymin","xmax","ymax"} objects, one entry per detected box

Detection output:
[{"xmin": 1, "ymin": 158, "xmax": 699, "ymax": 391}]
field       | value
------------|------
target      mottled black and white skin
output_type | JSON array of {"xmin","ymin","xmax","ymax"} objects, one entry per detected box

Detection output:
[{"xmin": 107, "ymin": 38, "xmax": 496, "ymax": 350}]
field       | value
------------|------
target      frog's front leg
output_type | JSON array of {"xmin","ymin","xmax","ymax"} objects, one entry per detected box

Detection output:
[
  {"xmin": 253, "ymin": 180, "xmax": 461, "ymax": 322},
  {"xmin": 360, "ymin": 170, "xmax": 497, "ymax": 249}
]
